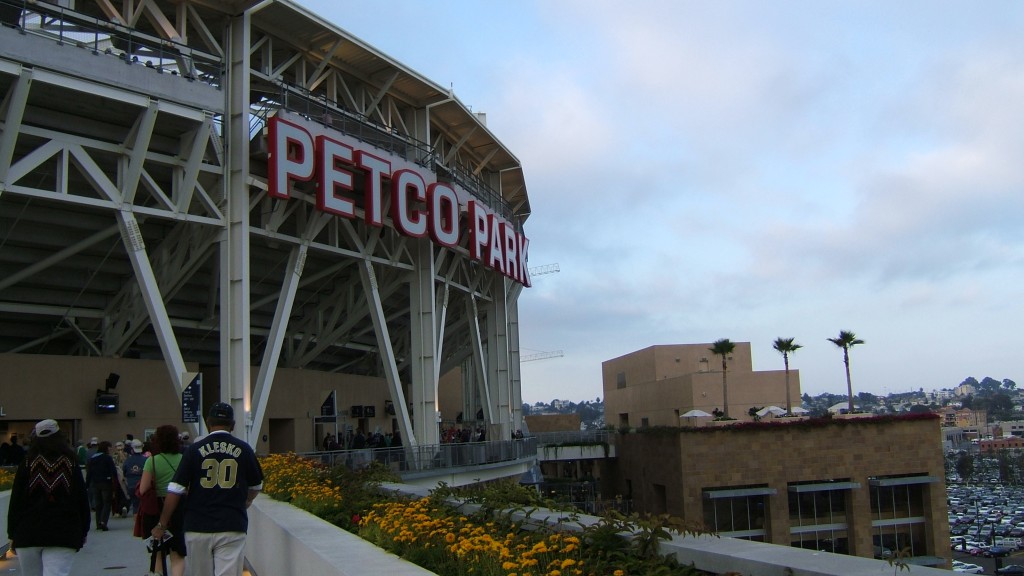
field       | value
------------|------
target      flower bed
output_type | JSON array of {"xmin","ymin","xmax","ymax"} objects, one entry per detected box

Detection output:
[
  {"xmin": 260, "ymin": 453, "xmax": 345, "ymax": 523},
  {"xmin": 359, "ymin": 497, "xmax": 583, "ymax": 576},
  {"xmin": 258, "ymin": 454, "xmax": 705, "ymax": 576}
]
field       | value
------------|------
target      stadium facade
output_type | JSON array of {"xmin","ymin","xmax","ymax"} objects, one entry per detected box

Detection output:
[{"xmin": 0, "ymin": 0, "xmax": 531, "ymax": 454}]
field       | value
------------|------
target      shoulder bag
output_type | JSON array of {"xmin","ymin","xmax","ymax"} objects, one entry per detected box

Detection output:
[{"xmin": 136, "ymin": 458, "xmax": 161, "ymax": 516}]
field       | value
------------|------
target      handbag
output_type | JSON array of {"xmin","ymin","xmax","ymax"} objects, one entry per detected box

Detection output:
[
  {"xmin": 135, "ymin": 459, "xmax": 161, "ymax": 516},
  {"xmin": 133, "ymin": 508, "xmax": 146, "ymax": 538}
]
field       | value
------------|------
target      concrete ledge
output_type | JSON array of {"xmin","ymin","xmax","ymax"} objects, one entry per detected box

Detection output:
[
  {"xmin": 539, "ymin": 444, "xmax": 612, "ymax": 461},
  {"xmin": 380, "ymin": 483, "xmax": 952, "ymax": 576},
  {"xmin": 246, "ymin": 495, "xmax": 435, "ymax": 576}
]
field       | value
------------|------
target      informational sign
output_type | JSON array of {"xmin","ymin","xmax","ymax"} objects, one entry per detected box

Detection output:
[
  {"xmin": 182, "ymin": 373, "xmax": 202, "ymax": 424},
  {"xmin": 321, "ymin": 390, "xmax": 336, "ymax": 416}
]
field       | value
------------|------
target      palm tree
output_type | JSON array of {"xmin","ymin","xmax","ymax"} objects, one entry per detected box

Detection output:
[
  {"xmin": 709, "ymin": 338, "xmax": 736, "ymax": 418},
  {"xmin": 827, "ymin": 330, "xmax": 864, "ymax": 414},
  {"xmin": 772, "ymin": 337, "xmax": 802, "ymax": 415}
]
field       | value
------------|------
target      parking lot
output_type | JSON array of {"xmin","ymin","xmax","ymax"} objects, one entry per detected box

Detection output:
[{"xmin": 947, "ymin": 449, "xmax": 1024, "ymax": 573}]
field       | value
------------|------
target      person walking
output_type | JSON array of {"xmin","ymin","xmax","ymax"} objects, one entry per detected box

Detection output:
[
  {"xmin": 111, "ymin": 441, "xmax": 129, "ymax": 517},
  {"xmin": 7, "ymin": 419, "xmax": 90, "ymax": 576},
  {"xmin": 139, "ymin": 425, "xmax": 186, "ymax": 576},
  {"xmin": 152, "ymin": 403, "xmax": 263, "ymax": 576},
  {"xmin": 85, "ymin": 441, "xmax": 116, "ymax": 531},
  {"xmin": 122, "ymin": 439, "xmax": 147, "ymax": 514}
]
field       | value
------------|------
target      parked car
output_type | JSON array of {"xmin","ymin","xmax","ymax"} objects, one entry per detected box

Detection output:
[
  {"xmin": 954, "ymin": 562, "xmax": 985, "ymax": 574},
  {"xmin": 985, "ymin": 545, "xmax": 1014, "ymax": 557}
]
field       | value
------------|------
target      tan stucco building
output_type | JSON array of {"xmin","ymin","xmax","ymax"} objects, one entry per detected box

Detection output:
[
  {"xmin": 603, "ymin": 343, "xmax": 801, "ymax": 427},
  {"xmin": 599, "ymin": 415, "xmax": 949, "ymax": 567},
  {"xmin": 595, "ymin": 343, "xmax": 949, "ymax": 567}
]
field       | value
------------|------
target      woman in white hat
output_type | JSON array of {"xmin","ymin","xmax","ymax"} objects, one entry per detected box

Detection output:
[{"xmin": 6, "ymin": 419, "xmax": 90, "ymax": 576}]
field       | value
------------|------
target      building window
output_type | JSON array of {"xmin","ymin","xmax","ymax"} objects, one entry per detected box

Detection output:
[
  {"xmin": 619, "ymin": 413, "xmax": 629, "ymax": 428},
  {"xmin": 869, "ymin": 475, "xmax": 937, "ymax": 560},
  {"xmin": 641, "ymin": 417, "xmax": 649, "ymax": 428},
  {"xmin": 616, "ymin": 372, "xmax": 626, "ymax": 389},
  {"xmin": 788, "ymin": 480, "xmax": 859, "ymax": 555},
  {"xmin": 703, "ymin": 486, "xmax": 775, "ymax": 541},
  {"xmin": 653, "ymin": 483, "xmax": 667, "ymax": 514}
]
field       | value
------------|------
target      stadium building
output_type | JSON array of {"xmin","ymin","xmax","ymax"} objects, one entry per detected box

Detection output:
[{"xmin": 0, "ymin": 0, "xmax": 532, "ymax": 461}]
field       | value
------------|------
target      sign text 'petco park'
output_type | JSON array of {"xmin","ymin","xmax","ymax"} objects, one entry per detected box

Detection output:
[{"xmin": 267, "ymin": 116, "xmax": 530, "ymax": 286}]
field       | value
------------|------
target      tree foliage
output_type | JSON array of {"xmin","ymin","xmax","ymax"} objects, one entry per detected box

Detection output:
[{"xmin": 955, "ymin": 452, "xmax": 974, "ymax": 483}]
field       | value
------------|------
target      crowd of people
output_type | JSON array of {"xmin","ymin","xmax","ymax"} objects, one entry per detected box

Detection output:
[
  {"xmin": 321, "ymin": 428, "xmax": 402, "ymax": 451},
  {"xmin": 6, "ymin": 403, "xmax": 263, "ymax": 576},
  {"xmin": 441, "ymin": 425, "xmax": 487, "ymax": 444}
]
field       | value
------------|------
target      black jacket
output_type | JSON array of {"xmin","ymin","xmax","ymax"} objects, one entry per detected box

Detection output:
[
  {"xmin": 8, "ymin": 453, "xmax": 90, "ymax": 549},
  {"xmin": 85, "ymin": 452, "xmax": 116, "ymax": 487}
]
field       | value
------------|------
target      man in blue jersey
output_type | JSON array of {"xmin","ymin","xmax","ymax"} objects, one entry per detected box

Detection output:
[{"xmin": 152, "ymin": 402, "xmax": 263, "ymax": 576}]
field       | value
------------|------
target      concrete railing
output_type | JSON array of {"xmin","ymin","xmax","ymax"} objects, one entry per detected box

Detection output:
[
  {"xmin": 381, "ymin": 483, "xmax": 953, "ymax": 576},
  {"xmin": 245, "ymin": 495, "xmax": 434, "ymax": 576}
]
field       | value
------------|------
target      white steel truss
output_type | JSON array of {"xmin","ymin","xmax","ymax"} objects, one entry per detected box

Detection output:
[{"xmin": 0, "ymin": 0, "xmax": 531, "ymax": 457}]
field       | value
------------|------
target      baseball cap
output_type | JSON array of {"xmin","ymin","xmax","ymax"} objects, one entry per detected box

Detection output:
[
  {"xmin": 89, "ymin": 436, "xmax": 98, "ymax": 445},
  {"xmin": 180, "ymin": 431, "xmax": 190, "ymax": 440},
  {"xmin": 34, "ymin": 419, "xmax": 59, "ymax": 438},
  {"xmin": 208, "ymin": 402, "xmax": 234, "ymax": 420},
  {"xmin": 131, "ymin": 439, "xmax": 143, "ymax": 451}
]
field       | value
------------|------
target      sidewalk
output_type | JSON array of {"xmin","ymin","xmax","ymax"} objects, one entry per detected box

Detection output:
[
  {"xmin": 0, "ymin": 513, "xmax": 155, "ymax": 575},
  {"xmin": 0, "ymin": 514, "xmax": 252, "ymax": 575}
]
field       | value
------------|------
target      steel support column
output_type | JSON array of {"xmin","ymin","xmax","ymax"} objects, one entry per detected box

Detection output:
[
  {"xmin": 222, "ymin": 12, "xmax": 252, "ymax": 442},
  {"xmin": 116, "ymin": 209, "xmax": 194, "ymax": 435},
  {"xmin": 249, "ymin": 242, "xmax": 307, "ymax": 445},
  {"xmin": 506, "ymin": 281, "xmax": 524, "ymax": 435},
  {"xmin": 487, "ymin": 277, "xmax": 512, "ymax": 441},
  {"xmin": 359, "ymin": 259, "xmax": 416, "ymax": 452},
  {"xmin": 409, "ymin": 240, "xmax": 440, "ymax": 447},
  {"xmin": 467, "ymin": 296, "xmax": 493, "ymax": 424},
  {"xmin": 0, "ymin": 69, "xmax": 32, "ymax": 195}
]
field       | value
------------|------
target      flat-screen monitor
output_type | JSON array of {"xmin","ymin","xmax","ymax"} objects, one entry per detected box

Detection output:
[{"xmin": 95, "ymin": 392, "xmax": 119, "ymax": 414}]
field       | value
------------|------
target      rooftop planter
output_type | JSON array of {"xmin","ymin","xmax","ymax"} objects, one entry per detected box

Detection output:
[{"xmin": 638, "ymin": 412, "xmax": 940, "ymax": 436}]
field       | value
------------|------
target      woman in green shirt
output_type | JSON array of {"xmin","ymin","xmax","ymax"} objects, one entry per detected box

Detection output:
[{"xmin": 138, "ymin": 425, "xmax": 185, "ymax": 576}]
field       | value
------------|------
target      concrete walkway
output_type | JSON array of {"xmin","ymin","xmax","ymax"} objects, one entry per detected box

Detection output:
[
  {"xmin": 0, "ymin": 513, "xmax": 155, "ymax": 575},
  {"xmin": 0, "ymin": 514, "xmax": 253, "ymax": 575}
]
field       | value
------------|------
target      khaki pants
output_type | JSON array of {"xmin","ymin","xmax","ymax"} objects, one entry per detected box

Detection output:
[{"xmin": 183, "ymin": 532, "xmax": 245, "ymax": 576}]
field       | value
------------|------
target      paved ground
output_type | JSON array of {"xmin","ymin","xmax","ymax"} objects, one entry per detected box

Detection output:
[
  {"xmin": 0, "ymin": 513, "xmax": 153, "ymax": 575},
  {"xmin": 0, "ymin": 514, "xmax": 254, "ymax": 575}
]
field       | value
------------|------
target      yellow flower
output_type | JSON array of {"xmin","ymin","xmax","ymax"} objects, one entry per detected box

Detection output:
[{"xmin": 614, "ymin": 570, "xmax": 625, "ymax": 576}]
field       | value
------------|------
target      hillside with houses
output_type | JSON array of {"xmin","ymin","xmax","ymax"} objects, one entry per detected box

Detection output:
[{"xmin": 525, "ymin": 376, "xmax": 1020, "ymax": 431}]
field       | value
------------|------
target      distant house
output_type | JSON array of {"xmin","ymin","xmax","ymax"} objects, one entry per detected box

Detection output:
[
  {"xmin": 954, "ymin": 383, "xmax": 977, "ymax": 397},
  {"xmin": 827, "ymin": 402, "xmax": 859, "ymax": 415},
  {"xmin": 937, "ymin": 406, "xmax": 986, "ymax": 428},
  {"xmin": 979, "ymin": 437, "xmax": 1024, "ymax": 452}
]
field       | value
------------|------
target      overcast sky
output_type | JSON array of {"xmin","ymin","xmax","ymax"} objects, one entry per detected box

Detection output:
[{"xmin": 302, "ymin": 1, "xmax": 1024, "ymax": 405}]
